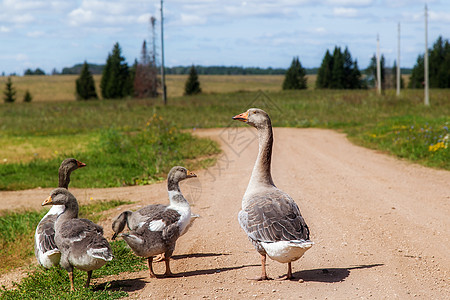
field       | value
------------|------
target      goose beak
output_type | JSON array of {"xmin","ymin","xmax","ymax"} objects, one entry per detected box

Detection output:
[
  {"xmin": 77, "ymin": 160, "xmax": 87, "ymax": 168},
  {"xmin": 186, "ymin": 170, "xmax": 197, "ymax": 178},
  {"xmin": 232, "ymin": 111, "xmax": 248, "ymax": 122},
  {"xmin": 42, "ymin": 196, "xmax": 53, "ymax": 206}
]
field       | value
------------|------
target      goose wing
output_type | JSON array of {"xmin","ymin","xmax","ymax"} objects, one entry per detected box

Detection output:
[
  {"xmin": 239, "ymin": 191, "xmax": 310, "ymax": 243},
  {"xmin": 138, "ymin": 208, "xmax": 181, "ymax": 242},
  {"xmin": 36, "ymin": 214, "xmax": 59, "ymax": 253},
  {"xmin": 59, "ymin": 218, "xmax": 103, "ymax": 240}
]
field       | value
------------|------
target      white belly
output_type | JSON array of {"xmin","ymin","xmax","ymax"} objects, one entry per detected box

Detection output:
[{"xmin": 261, "ymin": 240, "xmax": 314, "ymax": 264}]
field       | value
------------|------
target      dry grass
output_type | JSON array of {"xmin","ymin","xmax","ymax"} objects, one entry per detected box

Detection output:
[{"xmin": 0, "ymin": 74, "xmax": 318, "ymax": 102}]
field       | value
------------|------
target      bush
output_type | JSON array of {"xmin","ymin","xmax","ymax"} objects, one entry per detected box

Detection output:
[{"xmin": 23, "ymin": 90, "xmax": 33, "ymax": 102}]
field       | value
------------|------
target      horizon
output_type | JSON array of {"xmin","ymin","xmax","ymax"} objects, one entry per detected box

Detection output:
[{"xmin": 1, "ymin": 1, "xmax": 449, "ymax": 76}]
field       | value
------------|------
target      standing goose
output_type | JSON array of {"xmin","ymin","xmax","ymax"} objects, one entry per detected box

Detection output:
[
  {"xmin": 42, "ymin": 188, "xmax": 113, "ymax": 291},
  {"xmin": 115, "ymin": 166, "xmax": 196, "ymax": 278},
  {"xmin": 34, "ymin": 158, "xmax": 86, "ymax": 268},
  {"xmin": 233, "ymin": 108, "xmax": 313, "ymax": 280}
]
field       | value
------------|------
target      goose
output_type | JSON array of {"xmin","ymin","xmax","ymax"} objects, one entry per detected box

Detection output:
[
  {"xmin": 232, "ymin": 108, "xmax": 313, "ymax": 280},
  {"xmin": 34, "ymin": 158, "xmax": 86, "ymax": 269},
  {"xmin": 114, "ymin": 166, "xmax": 196, "ymax": 278},
  {"xmin": 42, "ymin": 188, "xmax": 113, "ymax": 291}
]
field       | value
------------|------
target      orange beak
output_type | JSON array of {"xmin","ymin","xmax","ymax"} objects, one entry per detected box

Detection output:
[
  {"xmin": 232, "ymin": 111, "xmax": 248, "ymax": 122},
  {"xmin": 42, "ymin": 196, "xmax": 53, "ymax": 206},
  {"xmin": 77, "ymin": 160, "xmax": 87, "ymax": 168},
  {"xmin": 186, "ymin": 170, "xmax": 197, "ymax": 178}
]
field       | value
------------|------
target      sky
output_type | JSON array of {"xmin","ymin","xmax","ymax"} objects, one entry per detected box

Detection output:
[{"xmin": 1, "ymin": 0, "xmax": 449, "ymax": 75}]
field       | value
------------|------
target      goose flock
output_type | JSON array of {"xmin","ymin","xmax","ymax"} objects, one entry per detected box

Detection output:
[{"xmin": 33, "ymin": 108, "xmax": 313, "ymax": 290}]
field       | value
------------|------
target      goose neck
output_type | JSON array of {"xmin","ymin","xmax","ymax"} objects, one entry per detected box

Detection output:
[
  {"xmin": 55, "ymin": 201, "xmax": 78, "ymax": 227},
  {"xmin": 247, "ymin": 124, "xmax": 274, "ymax": 190}
]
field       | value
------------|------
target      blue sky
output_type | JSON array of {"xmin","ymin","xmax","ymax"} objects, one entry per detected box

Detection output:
[{"xmin": 1, "ymin": 0, "xmax": 449, "ymax": 75}]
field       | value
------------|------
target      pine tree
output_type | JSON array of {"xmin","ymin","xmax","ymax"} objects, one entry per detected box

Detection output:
[
  {"xmin": 282, "ymin": 57, "xmax": 307, "ymax": 90},
  {"xmin": 316, "ymin": 50, "xmax": 333, "ymax": 88},
  {"xmin": 366, "ymin": 54, "xmax": 386, "ymax": 89},
  {"xmin": 100, "ymin": 42, "xmax": 131, "ymax": 99},
  {"xmin": 184, "ymin": 65, "xmax": 202, "ymax": 95},
  {"xmin": 76, "ymin": 61, "xmax": 98, "ymax": 100},
  {"xmin": 3, "ymin": 77, "xmax": 16, "ymax": 103},
  {"xmin": 23, "ymin": 90, "xmax": 32, "ymax": 102},
  {"xmin": 330, "ymin": 47, "xmax": 345, "ymax": 89}
]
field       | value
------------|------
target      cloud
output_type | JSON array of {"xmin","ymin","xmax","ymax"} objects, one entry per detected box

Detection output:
[
  {"xmin": 0, "ymin": 26, "xmax": 11, "ymax": 33},
  {"xmin": 179, "ymin": 13, "xmax": 207, "ymax": 26},
  {"xmin": 333, "ymin": 7, "xmax": 358, "ymax": 17},
  {"xmin": 27, "ymin": 31, "xmax": 45, "ymax": 38},
  {"xmin": 324, "ymin": 0, "xmax": 374, "ymax": 6}
]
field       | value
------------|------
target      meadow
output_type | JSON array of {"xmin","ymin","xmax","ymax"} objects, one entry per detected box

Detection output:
[{"xmin": 0, "ymin": 74, "xmax": 448, "ymax": 190}]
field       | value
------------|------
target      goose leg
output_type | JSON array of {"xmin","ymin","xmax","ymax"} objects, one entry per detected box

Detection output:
[
  {"xmin": 249, "ymin": 254, "xmax": 271, "ymax": 281},
  {"xmin": 85, "ymin": 270, "xmax": 92, "ymax": 288},
  {"xmin": 147, "ymin": 257, "xmax": 157, "ymax": 278},
  {"xmin": 287, "ymin": 262, "xmax": 293, "ymax": 279},
  {"xmin": 277, "ymin": 262, "xmax": 294, "ymax": 280},
  {"xmin": 68, "ymin": 271, "xmax": 75, "ymax": 291},
  {"xmin": 163, "ymin": 256, "xmax": 173, "ymax": 277},
  {"xmin": 154, "ymin": 253, "xmax": 165, "ymax": 262}
]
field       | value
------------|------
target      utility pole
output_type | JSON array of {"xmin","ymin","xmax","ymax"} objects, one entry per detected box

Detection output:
[
  {"xmin": 424, "ymin": 4, "xmax": 430, "ymax": 106},
  {"xmin": 376, "ymin": 34, "xmax": 381, "ymax": 94},
  {"xmin": 397, "ymin": 23, "xmax": 401, "ymax": 96},
  {"xmin": 160, "ymin": 0, "xmax": 167, "ymax": 105}
]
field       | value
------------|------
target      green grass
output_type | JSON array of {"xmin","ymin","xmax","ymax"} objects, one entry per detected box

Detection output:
[
  {"xmin": 0, "ymin": 200, "xmax": 131, "ymax": 273},
  {"xmin": 1, "ymin": 88, "xmax": 448, "ymax": 190},
  {"xmin": 0, "ymin": 113, "xmax": 221, "ymax": 190},
  {"xmin": 0, "ymin": 240, "xmax": 146, "ymax": 299}
]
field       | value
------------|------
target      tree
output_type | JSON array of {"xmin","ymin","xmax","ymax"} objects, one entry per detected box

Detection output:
[
  {"xmin": 134, "ymin": 40, "xmax": 159, "ymax": 98},
  {"xmin": 3, "ymin": 77, "xmax": 16, "ymax": 103},
  {"xmin": 100, "ymin": 42, "xmax": 132, "ymax": 99},
  {"xmin": 76, "ymin": 61, "xmax": 98, "ymax": 100},
  {"xmin": 184, "ymin": 65, "xmax": 202, "ymax": 95},
  {"xmin": 409, "ymin": 36, "xmax": 450, "ymax": 89},
  {"xmin": 316, "ymin": 50, "xmax": 333, "ymax": 88},
  {"xmin": 23, "ymin": 90, "xmax": 32, "ymax": 102},
  {"xmin": 317, "ymin": 47, "xmax": 361, "ymax": 89},
  {"xmin": 408, "ymin": 55, "xmax": 424, "ymax": 89},
  {"xmin": 282, "ymin": 57, "xmax": 307, "ymax": 90}
]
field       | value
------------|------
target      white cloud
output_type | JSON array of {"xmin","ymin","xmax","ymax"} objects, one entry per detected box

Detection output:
[
  {"xmin": 325, "ymin": 0, "xmax": 373, "ymax": 6},
  {"xmin": 333, "ymin": 7, "xmax": 358, "ymax": 17},
  {"xmin": 27, "ymin": 31, "xmax": 45, "ymax": 38},
  {"xmin": 429, "ymin": 11, "xmax": 450, "ymax": 23},
  {"xmin": 179, "ymin": 13, "xmax": 206, "ymax": 26},
  {"xmin": 0, "ymin": 26, "xmax": 11, "ymax": 33}
]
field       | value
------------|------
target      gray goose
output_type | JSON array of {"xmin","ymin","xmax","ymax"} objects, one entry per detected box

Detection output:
[
  {"xmin": 34, "ymin": 158, "xmax": 86, "ymax": 269},
  {"xmin": 233, "ymin": 108, "xmax": 313, "ymax": 280},
  {"xmin": 114, "ymin": 166, "xmax": 196, "ymax": 278},
  {"xmin": 42, "ymin": 188, "xmax": 113, "ymax": 291}
]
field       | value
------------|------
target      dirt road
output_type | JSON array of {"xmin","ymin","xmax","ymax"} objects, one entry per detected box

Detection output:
[{"xmin": 1, "ymin": 128, "xmax": 449, "ymax": 299}]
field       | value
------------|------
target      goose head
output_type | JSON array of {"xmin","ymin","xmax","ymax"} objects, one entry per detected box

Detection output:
[
  {"xmin": 59, "ymin": 158, "xmax": 86, "ymax": 174},
  {"xmin": 111, "ymin": 211, "xmax": 132, "ymax": 240},
  {"xmin": 42, "ymin": 188, "xmax": 76, "ymax": 207},
  {"xmin": 232, "ymin": 108, "xmax": 271, "ymax": 129},
  {"xmin": 168, "ymin": 166, "xmax": 197, "ymax": 184}
]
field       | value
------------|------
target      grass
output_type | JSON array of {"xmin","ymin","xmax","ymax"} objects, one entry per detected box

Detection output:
[
  {"xmin": 0, "ymin": 78, "xmax": 448, "ymax": 191},
  {"xmin": 0, "ymin": 199, "xmax": 131, "ymax": 273},
  {"xmin": 0, "ymin": 240, "xmax": 147, "ymax": 299},
  {"xmin": 0, "ymin": 113, "xmax": 221, "ymax": 190}
]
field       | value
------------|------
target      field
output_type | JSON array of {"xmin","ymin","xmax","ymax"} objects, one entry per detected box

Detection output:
[{"xmin": 0, "ymin": 75, "xmax": 449, "ymax": 298}]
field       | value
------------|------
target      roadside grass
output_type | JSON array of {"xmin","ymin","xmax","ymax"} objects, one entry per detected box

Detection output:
[
  {"xmin": 0, "ymin": 88, "xmax": 448, "ymax": 190},
  {"xmin": 0, "ymin": 240, "xmax": 146, "ymax": 299},
  {"xmin": 0, "ymin": 114, "xmax": 221, "ymax": 190},
  {"xmin": 0, "ymin": 199, "xmax": 131, "ymax": 273}
]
